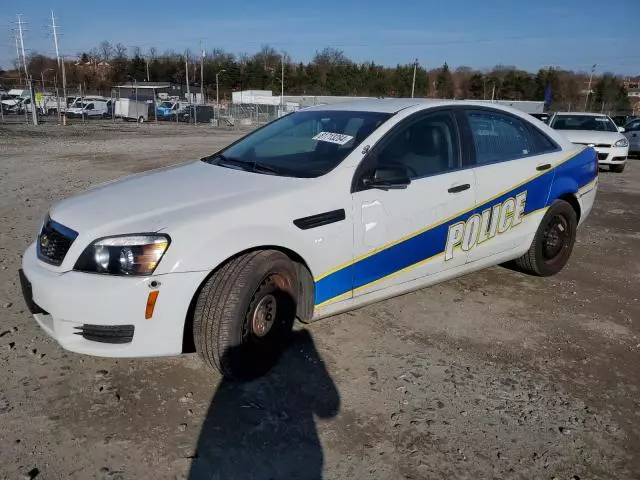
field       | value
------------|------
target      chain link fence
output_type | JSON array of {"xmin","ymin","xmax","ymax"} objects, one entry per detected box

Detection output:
[{"xmin": 1, "ymin": 90, "xmax": 286, "ymax": 129}]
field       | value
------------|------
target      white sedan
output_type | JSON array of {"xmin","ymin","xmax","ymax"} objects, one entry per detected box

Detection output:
[
  {"xmin": 20, "ymin": 99, "xmax": 598, "ymax": 379},
  {"xmin": 549, "ymin": 112, "xmax": 629, "ymax": 173}
]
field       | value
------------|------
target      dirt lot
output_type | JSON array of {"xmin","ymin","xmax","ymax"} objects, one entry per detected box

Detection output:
[{"xmin": 0, "ymin": 123, "xmax": 639, "ymax": 480}]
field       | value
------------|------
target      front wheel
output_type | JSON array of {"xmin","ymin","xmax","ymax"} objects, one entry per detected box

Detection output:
[
  {"xmin": 193, "ymin": 250, "xmax": 298, "ymax": 379},
  {"xmin": 515, "ymin": 199, "xmax": 578, "ymax": 276},
  {"xmin": 611, "ymin": 164, "xmax": 625, "ymax": 173},
  {"xmin": 138, "ymin": 116, "xmax": 145, "ymax": 123}
]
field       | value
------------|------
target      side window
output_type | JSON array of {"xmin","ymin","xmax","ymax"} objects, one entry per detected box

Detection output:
[
  {"xmin": 467, "ymin": 110, "xmax": 534, "ymax": 164},
  {"xmin": 528, "ymin": 127, "xmax": 558, "ymax": 154},
  {"xmin": 375, "ymin": 112, "xmax": 460, "ymax": 179}
]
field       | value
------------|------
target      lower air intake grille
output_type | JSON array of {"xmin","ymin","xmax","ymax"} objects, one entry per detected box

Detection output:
[
  {"xmin": 597, "ymin": 152, "xmax": 609, "ymax": 160},
  {"xmin": 74, "ymin": 324, "xmax": 135, "ymax": 344}
]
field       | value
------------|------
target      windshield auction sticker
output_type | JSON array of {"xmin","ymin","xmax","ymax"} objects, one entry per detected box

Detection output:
[{"xmin": 313, "ymin": 132, "xmax": 354, "ymax": 145}]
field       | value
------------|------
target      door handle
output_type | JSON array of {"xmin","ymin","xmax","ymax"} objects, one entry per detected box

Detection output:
[
  {"xmin": 448, "ymin": 183, "xmax": 470, "ymax": 193},
  {"xmin": 536, "ymin": 163, "xmax": 552, "ymax": 171}
]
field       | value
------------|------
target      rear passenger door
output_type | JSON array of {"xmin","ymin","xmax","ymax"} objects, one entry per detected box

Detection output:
[{"xmin": 463, "ymin": 108, "xmax": 560, "ymax": 262}]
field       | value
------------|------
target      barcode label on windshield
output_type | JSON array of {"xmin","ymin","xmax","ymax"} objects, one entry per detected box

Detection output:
[{"xmin": 313, "ymin": 132, "xmax": 354, "ymax": 145}]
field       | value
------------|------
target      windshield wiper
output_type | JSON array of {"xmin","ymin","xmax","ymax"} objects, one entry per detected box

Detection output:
[
  {"xmin": 204, "ymin": 153, "xmax": 287, "ymax": 176},
  {"xmin": 206, "ymin": 153, "xmax": 253, "ymax": 171},
  {"xmin": 252, "ymin": 162, "xmax": 280, "ymax": 175}
]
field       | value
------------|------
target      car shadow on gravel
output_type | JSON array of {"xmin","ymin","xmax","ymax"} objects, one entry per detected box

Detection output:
[{"xmin": 187, "ymin": 329, "xmax": 340, "ymax": 480}]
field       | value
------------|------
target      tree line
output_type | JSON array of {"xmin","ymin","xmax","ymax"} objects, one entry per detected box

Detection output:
[{"xmin": 6, "ymin": 43, "xmax": 633, "ymax": 113}]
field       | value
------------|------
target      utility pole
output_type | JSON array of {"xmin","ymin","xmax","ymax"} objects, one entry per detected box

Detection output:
[
  {"xmin": 145, "ymin": 57, "xmax": 150, "ymax": 82},
  {"xmin": 17, "ymin": 15, "xmax": 38, "ymax": 125},
  {"xmin": 215, "ymin": 69, "xmax": 225, "ymax": 124},
  {"xmin": 491, "ymin": 83, "xmax": 496, "ymax": 102},
  {"xmin": 281, "ymin": 53, "xmax": 285, "ymax": 115},
  {"xmin": 51, "ymin": 11, "xmax": 67, "ymax": 124},
  {"xmin": 411, "ymin": 58, "xmax": 418, "ymax": 98},
  {"xmin": 14, "ymin": 35, "xmax": 23, "ymax": 85},
  {"xmin": 185, "ymin": 59, "xmax": 190, "ymax": 101},
  {"xmin": 199, "ymin": 41, "xmax": 205, "ymax": 105},
  {"xmin": 584, "ymin": 64, "xmax": 597, "ymax": 112}
]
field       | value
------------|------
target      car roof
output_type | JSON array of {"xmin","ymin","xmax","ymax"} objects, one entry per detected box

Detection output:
[
  {"xmin": 305, "ymin": 98, "xmax": 437, "ymax": 113},
  {"xmin": 305, "ymin": 98, "xmax": 541, "ymax": 115},
  {"xmin": 554, "ymin": 112, "xmax": 608, "ymax": 117}
]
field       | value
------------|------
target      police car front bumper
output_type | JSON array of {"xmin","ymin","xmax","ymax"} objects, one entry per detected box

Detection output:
[
  {"xmin": 20, "ymin": 242, "xmax": 206, "ymax": 358},
  {"xmin": 595, "ymin": 145, "xmax": 628, "ymax": 165}
]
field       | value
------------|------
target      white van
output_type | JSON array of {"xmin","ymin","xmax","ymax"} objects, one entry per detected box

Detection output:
[{"xmin": 66, "ymin": 100, "xmax": 109, "ymax": 119}]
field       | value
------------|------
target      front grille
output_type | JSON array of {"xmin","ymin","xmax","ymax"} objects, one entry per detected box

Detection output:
[
  {"xmin": 575, "ymin": 142, "xmax": 612, "ymax": 148},
  {"xmin": 74, "ymin": 324, "xmax": 135, "ymax": 344},
  {"xmin": 37, "ymin": 217, "xmax": 78, "ymax": 266},
  {"xmin": 597, "ymin": 152, "xmax": 609, "ymax": 160}
]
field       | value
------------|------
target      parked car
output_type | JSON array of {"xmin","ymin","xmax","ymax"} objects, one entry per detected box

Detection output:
[
  {"xmin": 623, "ymin": 117, "xmax": 640, "ymax": 156},
  {"xmin": 66, "ymin": 100, "xmax": 109, "ymax": 119},
  {"xmin": 178, "ymin": 105, "xmax": 215, "ymax": 123},
  {"xmin": 549, "ymin": 112, "xmax": 629, "ymax": 173},
  {"xmin": 530, "ymin": 113, "xmax": 550, "ymax": 123},
  {"xmin": 20, "ymin": 99, "xmax": 597, "ymax": 379}
]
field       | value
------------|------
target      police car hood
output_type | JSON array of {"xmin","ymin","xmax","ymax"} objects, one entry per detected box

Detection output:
[
  {"xmin": 556, "ymin": 129, "xmax": 625, "ymax": 146},
  {"xmin": 49, "ymin": 161, "xmax": 305, "ymax": 234}
]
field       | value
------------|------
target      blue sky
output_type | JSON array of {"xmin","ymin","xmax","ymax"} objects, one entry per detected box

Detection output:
[{"xmin": 1, "ymin": 0, "xmax": 638, "ymax": 74}]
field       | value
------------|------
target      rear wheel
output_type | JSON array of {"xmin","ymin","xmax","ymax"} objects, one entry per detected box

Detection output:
[
  {"xmin": 611, "ymin": 164, "xmax": 625, "ymax": 173},
  {"xmin": 515, "ymin": 199, "xmax": 578, "ymax": 276},
  {"xmin": 193, "ymin": 250, "xmax": 297, "ymax": 379},
  {"xmin": 138, "ymin": 116, "xmax": 144, "ymax": 123}
]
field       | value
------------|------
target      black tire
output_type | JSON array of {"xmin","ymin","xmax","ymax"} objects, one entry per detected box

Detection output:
[
  {"xmin": 138, "ymin": 116, "xmax": 144, "ymax": 123},
  {"xmin": 193, "ymin": 250, "xmax": 297, "ymax": 379},
  {"xmin": 611, "ymin": 164, "xmax": 625, "ymax": 173},
  {"xmin": 515, "ymin": 199, "xmax": 578, "ymax": 276}
]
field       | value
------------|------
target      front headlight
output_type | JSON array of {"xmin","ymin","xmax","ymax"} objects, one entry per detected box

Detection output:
[
  {"xmin": 614, "ymin": 138, "xmax": 629, "ymax": 147},
  {"xmin": 74, "ymin": 234, "xmax": 170, "ymax": 275}
]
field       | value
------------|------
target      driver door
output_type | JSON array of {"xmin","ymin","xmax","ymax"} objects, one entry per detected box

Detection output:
[{"xmin": 351, "ymin": 109, "xmax": 477, "ymax": 298}]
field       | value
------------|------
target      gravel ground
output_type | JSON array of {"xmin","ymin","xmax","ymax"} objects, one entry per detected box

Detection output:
[{"xmin": 0, "ymin": 123, "xmax": 639, "ymax": 480}]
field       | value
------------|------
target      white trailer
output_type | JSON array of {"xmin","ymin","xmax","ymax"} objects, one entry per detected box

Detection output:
[{"xmin": 115, "ymin": 99, "xmax": 149, "ymax": 123}]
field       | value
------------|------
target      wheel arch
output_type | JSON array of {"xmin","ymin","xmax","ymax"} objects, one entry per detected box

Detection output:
[
  {"xmin": 555, "ymin": 192, "xmax": 581, "ymax": 222},
  {"xmin": 181, "ymin": 245, "xmax": 315, "ymax": 353}
]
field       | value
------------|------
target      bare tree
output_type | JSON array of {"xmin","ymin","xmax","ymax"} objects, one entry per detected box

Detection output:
[
  {"xmin": 88, "ymin": 48, "xmax": 100, "ymax": 64},
  {"xmin": 313, "ymin": 47, "xmax": 351, "ymax": 67},
  {"xmin": 114, "ymin": 43, "xmax": 127, "ymax": 60},
  {"xmin": 99, "ymin": 41, "xmax": 115, "ymax": 62}
]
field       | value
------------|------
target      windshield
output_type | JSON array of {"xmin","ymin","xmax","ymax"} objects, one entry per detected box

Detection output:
[
  {"xmin": 203, "ymin": 110, "xmax": 391, "ymax": 178},
  {"xmin": 158, "ymin": 101, "xmax": 173, "ymax": 108},
  {"xmin": 551, "ymin": 115, "xmax": 618, "ymax": 132}
]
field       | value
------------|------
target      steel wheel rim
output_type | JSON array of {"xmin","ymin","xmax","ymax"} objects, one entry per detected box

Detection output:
[
  {"xmin": 542, "ymin": 214, "xmax": 570, "ymax": 263},
  {"xmin": 251, "ymin": 294, "xmax": 277, "ymax": 338}
]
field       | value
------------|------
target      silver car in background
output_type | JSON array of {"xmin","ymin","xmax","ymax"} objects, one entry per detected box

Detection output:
[{"xmin": 624, "ymin": 118, "xmax": 640, "ymax": 156}]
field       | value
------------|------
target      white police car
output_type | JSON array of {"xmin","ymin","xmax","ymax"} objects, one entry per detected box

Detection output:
[{"xmin": 20, "ymin": 99, "xmax": 598, "ymax": 378}]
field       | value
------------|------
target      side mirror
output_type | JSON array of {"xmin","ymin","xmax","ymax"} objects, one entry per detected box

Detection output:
[
  {"xmin": 363, "ymin": 166, "xmax": 411, "ymax": 190},
  {"xmin": 618, "ymin": 126, "xmax": 626, "ymax": 133}
]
